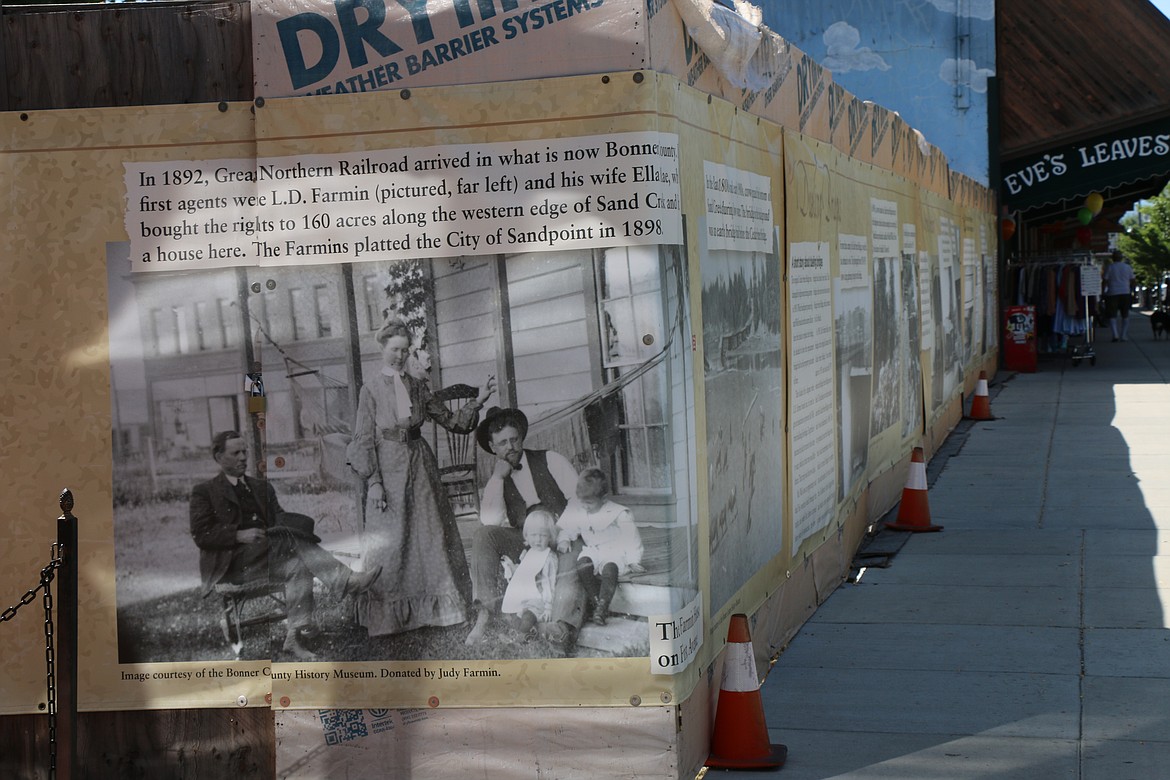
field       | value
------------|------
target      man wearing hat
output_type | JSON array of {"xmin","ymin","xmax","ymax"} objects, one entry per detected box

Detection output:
[
  {"xmin": 465, "ymin": 407, "xmax": 586, "ymax": 650},
  {"xmin": 190, "ymin": 430, "xmax": 382, "ymax": 661}
]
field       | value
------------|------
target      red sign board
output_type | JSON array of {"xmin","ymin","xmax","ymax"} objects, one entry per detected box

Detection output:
[{"xmin": 1004, "ymin": 305, "xmax": 1037, "ymax": 372}]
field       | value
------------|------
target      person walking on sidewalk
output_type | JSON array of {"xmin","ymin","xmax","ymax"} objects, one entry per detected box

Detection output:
[{"xmin": 1102, "ymin": 250, "xmax": 1137, "ymax": 342}]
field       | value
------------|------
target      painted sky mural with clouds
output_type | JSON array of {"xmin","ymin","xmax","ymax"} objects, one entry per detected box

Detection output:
[{"xmin": 762, "ymin": 1, "xmax": 995, "ymax": 184}]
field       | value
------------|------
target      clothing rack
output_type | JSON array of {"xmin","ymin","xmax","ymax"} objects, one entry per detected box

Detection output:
[
  {"xmin": 1006, "ymin": 250, "xmax": 1098, "ymax": 268},
  {"xmin": 1005, "ymin": 253, "xmax": 1101, "ymax": 364}
]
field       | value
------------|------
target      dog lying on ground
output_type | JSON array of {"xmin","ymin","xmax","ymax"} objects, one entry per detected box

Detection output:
[{"xmin": 1152, "ymin": 310, "xmax": 1170, "ymax": 340}]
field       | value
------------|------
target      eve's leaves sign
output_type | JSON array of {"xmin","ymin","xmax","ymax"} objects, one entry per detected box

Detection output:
[{"xmin": 1002, "ymin": 115, "xmax": 1170, "ymax": 212}]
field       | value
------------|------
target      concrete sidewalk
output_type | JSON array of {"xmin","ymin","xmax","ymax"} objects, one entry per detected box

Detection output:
[{"xmin": 711, "ymin": 313, "xmax": 1170, "ymax": 779}]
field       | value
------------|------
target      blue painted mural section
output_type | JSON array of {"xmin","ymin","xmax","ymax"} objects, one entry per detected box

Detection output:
[{"xmin": 760, "ymin": 0, "xmax": 994, "ymax": 185}]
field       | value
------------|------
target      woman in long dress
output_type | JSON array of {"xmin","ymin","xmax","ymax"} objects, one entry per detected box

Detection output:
[{"xmin": 346, "ymin": 318, "xmax": 496, "ymax": 636}]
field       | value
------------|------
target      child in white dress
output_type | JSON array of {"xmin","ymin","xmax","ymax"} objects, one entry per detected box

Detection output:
[
  {"xmin": 556, "ymin": 468, "xmax": 644, "ymax": 625},
  {"xmin": 501, "ymin": 509, "xmax": 560, "ymax": 640}
]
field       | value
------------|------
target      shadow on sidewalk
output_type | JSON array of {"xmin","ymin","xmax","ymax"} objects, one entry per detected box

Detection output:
[{"xmin": 711, "ymin": 312, "xmax": 1170, "ymax": 779}]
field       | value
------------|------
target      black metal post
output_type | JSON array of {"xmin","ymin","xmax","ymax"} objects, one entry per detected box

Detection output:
[{"xmin": 56, "ymin": 489, "xmax": 77, "ymax": 780}]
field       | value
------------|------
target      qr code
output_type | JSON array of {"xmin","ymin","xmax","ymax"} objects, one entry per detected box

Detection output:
[{"xmin": 319, "ymin": 709, "xmax": 369, "ymax": 745}]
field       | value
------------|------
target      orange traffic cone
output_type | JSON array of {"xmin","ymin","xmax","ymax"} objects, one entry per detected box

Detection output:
[
  {"xmin": 966, "ymin": 371, "xmax": 994, "ymax": 420},
  {"xmin": 705, "ymin": 614, "xmax": 788, "ymax": 770},
  {"xmin": 885, "ymin": 446, "xmax": 943, "ymax": 532}
]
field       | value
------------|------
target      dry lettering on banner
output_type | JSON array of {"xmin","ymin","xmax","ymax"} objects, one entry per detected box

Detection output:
[
  {"xmin": 124, "ymin": 132, "xmax": 682, "ymax": 273},
  {"xmin": 703, "ymin": 161, "xmax": 773, "ymax": 252},
  {"xmin": 649, "ymin": 593, "xmax": 702, "ymax": 675},
  {"xmin": 251, "ymin": 0, "xmax": 642, "ymax": 97}
]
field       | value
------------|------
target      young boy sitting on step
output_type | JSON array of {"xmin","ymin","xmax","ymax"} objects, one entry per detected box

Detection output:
[{"xmin": 556, "ymin": 468, "xmax": 644, "ymax": 626}]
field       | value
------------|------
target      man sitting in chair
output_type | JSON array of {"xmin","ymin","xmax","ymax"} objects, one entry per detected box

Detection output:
[{"xmin": 190, "ymin": 430, "xmax": 381, "ymax": 661}]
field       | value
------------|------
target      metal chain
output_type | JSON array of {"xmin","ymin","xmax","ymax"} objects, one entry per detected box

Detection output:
[
  {"xmin": 0, "ymin": 553, "xmax": 61, "ymax": 624},
  {"xmin": 43, "ymin": 547, "xmax": 60, "ymax": 780},
  {"xmin": 1, "ymin": 546, "xmax": 63, "ymax": 779},
  {"xmin": 0, "ymin": 567, "xmax": 52, "ymax": 623}
]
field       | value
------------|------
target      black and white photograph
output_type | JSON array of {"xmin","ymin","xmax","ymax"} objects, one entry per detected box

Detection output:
[
  {"xmin": 930, "ymin": 256, "xmax": 946, "ymax": 413},
  {"xmin": 833, "ymin": 236, "xmax": 874, "ymax": 502},
  {"xmin": 868, "ymin": 255, "xmax": 901, "ymax": 436},
  {"xmin": 700, "ymin": 235, "xmax": 785, "ymax": 613},
  {"xmin": 108, "ymin": 242, "xmax": 698, "ymax": 665},
  {"xmin": 900, "ymin": 252, "xmax": 924, "ymax": 440},
  {"xmin": 942, "ymin": 250, "xmax": 964, "ymax": 399},
  {"xmin": 983, "ymin": 255, "xmax": 997, "ymax": 356},
  {"xmin": 962, "ymin": 246, "xmax": 978, "ymax": 366}
]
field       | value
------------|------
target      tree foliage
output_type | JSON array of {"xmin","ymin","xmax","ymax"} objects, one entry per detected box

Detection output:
[
  {"xmin": 381, "ymin": 259, "xmax": 431, "ymax": 343},
  {"xmin": 1118, "ymin": 184, "xmax": 1170, "ymax": 284}
]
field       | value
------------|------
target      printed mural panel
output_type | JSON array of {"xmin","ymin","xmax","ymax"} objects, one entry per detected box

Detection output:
[
  {"xmin": 3, "ymin": 75, "xmax": 714, "ymax": 714},
  {"xmin": 2, "ymin": 66, "xmax": 996, "ymax": 717}
]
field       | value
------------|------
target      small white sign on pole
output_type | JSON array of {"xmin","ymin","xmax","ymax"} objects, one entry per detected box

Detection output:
[{"xmin": 1081, "ymin": 271, "xmax": 1102, "ymax": 297}]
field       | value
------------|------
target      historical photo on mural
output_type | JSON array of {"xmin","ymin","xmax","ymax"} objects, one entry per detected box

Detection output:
[
  {"xmin": 962, "ymin": 240, "xmax": 978, "ymax": 366},
  {"xmin": 834, "ymin": 235, "xmax": 873, "ymax": 502},
  {"xmin": 700, "ymin": 234, "xmax": 785, "ymax": 612},
  {"xmin": 868, "ymin": 198, "xmax": 901, "ymax": 439},
  {"xmin": 900, "ymin": 252, "xmax": 924, "ymax": 440},
  {"xmin": 109, "ymin": 242, "xmax": 696, "ymax": 665},
  {"xmin": 983, "ymin": 255, "xmax": 997, "ymax": 356},
  {"xmin": 869, "ymin": 255, "xmax": 901, "ymax": 436},
  {"xmin": 941, "ymin": 248, "xmax": 964, "ymax": 400},
  {"xmin": 929, "ymin": 254, "xmax": 945, "ymax": 413}
]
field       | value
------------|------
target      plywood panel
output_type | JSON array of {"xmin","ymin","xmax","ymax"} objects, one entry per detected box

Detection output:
[
  {"xmin": 0, "ymin": 709, "xmax": 273, "ymax": 779},
  {"xmin": 3, "ymin": 3, "xmax": 253, "ymax": 111}
]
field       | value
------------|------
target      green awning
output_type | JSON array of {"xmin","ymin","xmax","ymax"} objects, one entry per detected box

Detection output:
[{"xmin": 1002, "ymin": 114, "xmax": 1170, "ymax": 213}]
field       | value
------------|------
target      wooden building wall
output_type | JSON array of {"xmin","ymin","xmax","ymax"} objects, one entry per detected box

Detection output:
[
  {"xmin": 0, "ymin": 708, "xmax": 273, "ymax": 778},
  {"xmin": 2, "ymin": 1, "xmax": 253, "ymax": 112},
  {"xmin": 504, "ymin": 251, "xmax": 597, "ymax": 421}
]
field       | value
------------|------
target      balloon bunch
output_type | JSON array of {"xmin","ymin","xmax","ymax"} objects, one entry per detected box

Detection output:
[{"xmin": 1075, "ymin": 192, "xmax": 1104, "ymax": 246}]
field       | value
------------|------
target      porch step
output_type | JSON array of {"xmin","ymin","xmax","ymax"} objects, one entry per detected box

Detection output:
[
  {"xmin": 576, "ymin": 615, "xmax": 648, "ymax": 655},
  {"xmin": 610, "ymin": 580, "xmax": 693, "ymax": 617},
  {"xmin": 574, "ymin": 581, "xmax": 693, "ymax": 655}
]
